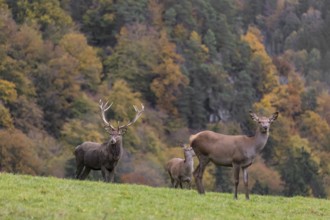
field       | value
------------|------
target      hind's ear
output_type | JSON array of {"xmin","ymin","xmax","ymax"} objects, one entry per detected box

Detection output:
[
  {"xmin": 269, "ymin": 111, "xmax": 279, "ymax": 123},
  {"xmin": 180, "ymin": 144, "xmax": 189, "ymax": 149},
  {"xmin": 249, "ymin": 110, "xmax": 259, "ymax": 122}
]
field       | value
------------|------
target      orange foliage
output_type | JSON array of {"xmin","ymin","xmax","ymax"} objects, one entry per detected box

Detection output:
[
  {"xmin": 316, "ymin": 91, "xmax": 330, "ymax": 125},
  {"xmin": 148, "ymin": 0, "xmax": 164, "ymax": 28},
  {"xmin": 254, "ymin": 71, "xmax": 304, "ymax": 118},
  {"xmin": 241, "ymin": 26, "xmax": 279, "ymax": 93},
  {"xmin": 119, "ymin": 154, "xmax": 166, "ymax": 187},
  {"xmin": 151, "ymin": 30, "xmax": 188, "ymax": 115},
  {"xmin": 0, "ymin": 129, "xmax": 42, "ymax": 175},
  {"xmin": 299, "ymin": 111, "xmax": 330, "ymax": 151},
  {"xmin": 240, "ymin": 156, "xmax": 284, "ymax": 193}
]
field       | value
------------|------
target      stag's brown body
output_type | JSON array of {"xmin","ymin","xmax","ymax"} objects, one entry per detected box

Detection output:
[
  {"xmin": 74, "ymin": 100, "xmax": 144, "ymax": 182},
  {"xmin": 165, "ymin": 146, "xmax": 195, "ymax": 189},
  {"xmin": 75, "ymin": 139, "xmax": 123, "ymax": 182},
  {"xmin": 190, "ymin": 111, "xmax": 278, "ymax": 199}
]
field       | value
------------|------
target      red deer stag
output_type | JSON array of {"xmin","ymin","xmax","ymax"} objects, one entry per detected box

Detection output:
[
  {"xmin": 74, "ymin": 99, "xmax": 144, "ymax": 182},
  {"xmin": 190, "ymin": 111, "xmax": 278, "ymax": 199}
]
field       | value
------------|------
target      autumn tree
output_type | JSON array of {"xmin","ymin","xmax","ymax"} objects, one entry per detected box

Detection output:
[
  {"xmin": 241, "ymin": 26, "xmax": 279, "ymax": 96},
  {"xmin": 59, "ymin": 33, "xmax": 102, "ymax": 92},
  {"xmin": 150, "ymin": 30, "xmax": 188, "ymax": 115},
  {"xmin": 0, "ymin": 79, "xmax": 17, "ymax": 104},
  {"xmin": 298, "ymin": 111, "xmax": 330, "ymax": 151},
  {"xmin": 280, "ymin": 147, "xmax": 326, "ymax": 198},
  {"xmin": 105, "ymin": 25, "xmax": 158, "ymax": 101},
  {"xmin": 80, "ymin": 0, "xmax": 116, "ymax": 46},
  {"xmin": 34, "ymin": 44, "xmax": 85, "ymax": 137},
  {"xmin": 7, "ymin": 0, "xmax": 74, "ymax": 41},
  {"xmin": 0, "ymin": 129, "xmax": 42, "ymax": 175},
  {"xmin": 316, "ymin": 91, "xmax": 330, "ymax": 125}
]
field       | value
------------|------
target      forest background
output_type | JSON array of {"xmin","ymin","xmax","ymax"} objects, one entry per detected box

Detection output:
[{"xmin": 0, "ymin": 0, "xmax": 330, "ymax": 199}]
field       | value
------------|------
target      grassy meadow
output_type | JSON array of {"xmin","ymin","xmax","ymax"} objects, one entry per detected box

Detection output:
[{"xmin": 0, "ymin": 173, "xmax": 329, "ymax": 220}]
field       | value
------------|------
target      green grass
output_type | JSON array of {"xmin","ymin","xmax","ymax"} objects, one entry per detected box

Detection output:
[{"xmin": 0, "ymin": 173, "xmax": 329, "ymax": 220}]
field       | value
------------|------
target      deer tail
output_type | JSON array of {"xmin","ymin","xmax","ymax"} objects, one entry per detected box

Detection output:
[
  {"xmin": 189, "ymin": 134, "xmax": 198, "ymax": 146},
  {"xmin": 74, "ymin": 145, "xmax": 81, "ymax": 155}
]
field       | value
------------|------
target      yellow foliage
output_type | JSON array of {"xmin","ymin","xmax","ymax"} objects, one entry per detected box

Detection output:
[
  {"xmin": 299, "ymin": 111, "xmax": 330, "ymax": 151},
  {"xmin": 316, "ymin": 91, "xmax": 330, "ymax": 125},
  {"xmin": 0, "ymin": 104, "xmax": 13, "ymax": 128},
  {"xmin": 106, "ymin": 79, "xmax": 143, "ymax": 123},
  {"xmin": 151, "ymin": 30, "xmax": 188, "ymax": 115},
  {"xmin": 254, "ymin": 71, "xmax": 304, "ymax": 117},
  {"xmin": 0, "ymin": 79, "xmax": 17, "ymax": 103},
  {"xmin": 242, "ymin": 26, "xmax": 264, "ymax": 50},
  {"xmin": 61, "ymin": 119, "xmax": 104, "ymax": 146},
  {"xmin": 189, "ymin": 31, "xmax": 210, "ymax": 60},
  {"xmin": 59, "ymin": 33, "xmax": 102, "ymax": 87},
  {"xmin": 173, "ymin": 24, "xmax": 189, "ymax": 40},
  {"xmin": 241, "ymin": 26, "xmax": 279, "ymax": 93},
  {"xmin": 102, "ymin": 13, "xmax": 115, "ymax": 23},
  {"xmin": 289, "ymin": 135, "xmax": 312, "ymax": 153},
  {"xmin": 190, "ymin": 31, "xmax": 202, "ymax": 43}
]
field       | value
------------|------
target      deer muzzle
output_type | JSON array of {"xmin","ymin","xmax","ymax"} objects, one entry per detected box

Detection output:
[{"xmin": 110, "ymin": 137, "xmax": 117, "ymax": 144}]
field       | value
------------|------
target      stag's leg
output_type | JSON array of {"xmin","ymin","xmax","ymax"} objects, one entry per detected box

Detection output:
[
  {"xmin": 242, "ymin": 167, "xmax": 249, "ymax": 200},
  {"xmin": 233, "ymin": 164, "xmax": 240, "ymax": 199},
  {"xmin": 193, "ymin": 155, "xmax": 210, "ymax": 194},
  {"xmin": 101, "ymin": 167, "xmax": 111, "ymax": 182},
  {"xmin": 101, "ymin": 168, "xmax": 106, "ymax": 181},
  {"xmin": 174, "ymin": 180, "xmax": 179, "ymax": 188},
  {"xmin": 179, "ymin": 181, "xmax": 183, "ymax": 189},
  {"xmin": 109, "ymin": 169, "xmax": 115, "ymax": 183},
  {"xmin": 80, "ymin": 167, "xmax": 91, "ymax": 180},
  {"xmin": 75, "ymin": 163, "xmax": 84, "ymax": 179},
  {"xmin": 187, "ymin": 180, "xmax": 192, "ymax": 190}
]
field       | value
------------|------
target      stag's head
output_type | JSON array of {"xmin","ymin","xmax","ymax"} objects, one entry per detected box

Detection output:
[
  {"xmin": 99, "ymin": 99, "xmax": 144, "ymax": 144},
  {"xmin": 249, "ymin": 111, "xmax": 279, "ymax": 134}
]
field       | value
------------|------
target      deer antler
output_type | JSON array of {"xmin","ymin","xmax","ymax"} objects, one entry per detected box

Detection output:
[
  {"xmin": 99, "ymin": 99, "xmax": 116, "ymax": 131},
  {"xmin": 119, "ymin": 104, "xmax": 144, "ymax": 130}
]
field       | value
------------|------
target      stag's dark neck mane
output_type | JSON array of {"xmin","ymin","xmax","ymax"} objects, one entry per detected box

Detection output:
[{"xmin": 104, "ymin": 141, "xmax": 122, "ymax": 161}]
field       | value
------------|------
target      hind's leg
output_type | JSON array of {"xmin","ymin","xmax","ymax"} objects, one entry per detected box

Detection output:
[
  {"xmin": 193, "ymin": 155, "xmax": 210, "ymax": 194},
  {"xmin": 168, "ymin": 172, "xmax": 175, "ymax": 187},
  {"xmin": 179, "ymin": 181, "xmax": 183, "ymax": 189},
  {"xmin": 242, "ymin": 167, "xmax": 249, "ymax": 200},
  {"xmin": 233, "ymin": 164, "xmax": 241, "ymax": 199}
]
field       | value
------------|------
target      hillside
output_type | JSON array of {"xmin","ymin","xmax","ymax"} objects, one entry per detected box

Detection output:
[
  {"xmin": 1, "ymin": 0, "xmax": 330, "ymax": 198},
  {"xmin": 0, "ymin": 173, "xmax": 329, "ymax": 220}
]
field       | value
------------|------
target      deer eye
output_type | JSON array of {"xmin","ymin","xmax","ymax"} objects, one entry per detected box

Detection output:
[{"xmin": 119, "ymin": 128, "xmax": 127, "ymax": 135}]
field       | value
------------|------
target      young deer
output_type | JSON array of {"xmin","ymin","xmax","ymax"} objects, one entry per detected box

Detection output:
[
  {"xmin": 74, "ymin": 99, "xmax": 144, "ymax": 182},
  {"xmin": 166, "ymin": 144, "xmax": 195, "ymax": 189},
  {"xmin": 190, "ymin": 111, "xmax": 278, "ymax": 199}
]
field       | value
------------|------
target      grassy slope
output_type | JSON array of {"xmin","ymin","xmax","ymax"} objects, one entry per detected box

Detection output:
[{"xmin": 0, "ymin": 173, "xmax": 329, "ymax": 220}]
